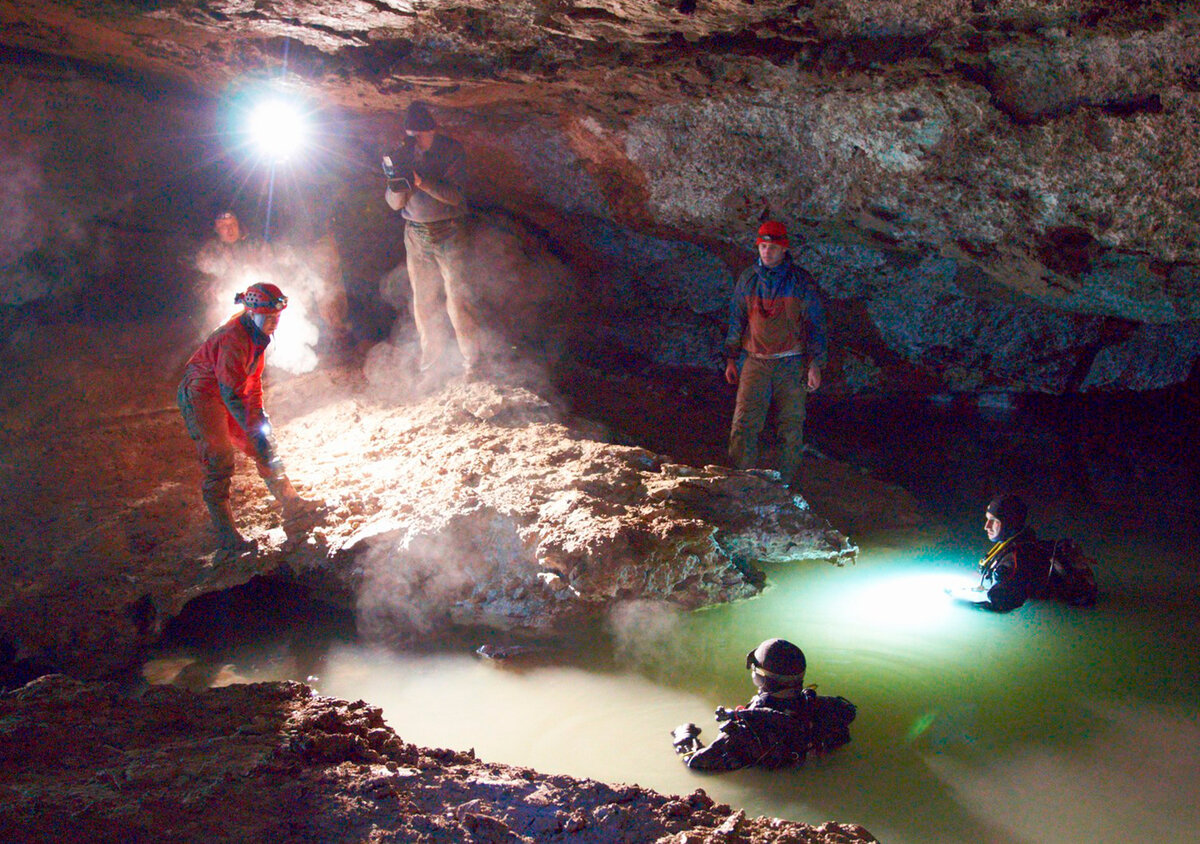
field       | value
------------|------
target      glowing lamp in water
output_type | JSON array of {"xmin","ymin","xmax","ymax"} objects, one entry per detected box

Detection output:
[{"xmin": 840, "ymin": 571, "xmax": 974, "ymax": 629}]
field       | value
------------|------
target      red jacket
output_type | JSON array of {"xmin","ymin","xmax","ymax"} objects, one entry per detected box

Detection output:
[{"xmin": 180, "ymin": 313, "xmax": 271, "ymax": 437}]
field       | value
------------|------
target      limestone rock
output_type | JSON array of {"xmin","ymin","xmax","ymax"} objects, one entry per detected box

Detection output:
[{"xmin": 0, "ymin": 322, "xmax": 851, "ymax": 680}]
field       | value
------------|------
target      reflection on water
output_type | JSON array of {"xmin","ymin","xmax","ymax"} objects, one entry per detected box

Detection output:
[
  {"xmin": 145, "ymin": 540, "xmax": 1200, "ymax": 844},
  {"xmin": 145, "ymin": 395, "xmax": 1200, "ymax": 844}
]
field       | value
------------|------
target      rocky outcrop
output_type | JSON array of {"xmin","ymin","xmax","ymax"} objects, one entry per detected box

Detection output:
[
  {"xmin": 279, "ymin": 365, "xmax": 853, "ymax": 639},
  {"xmin": 5, "ymin": 3, "xmax": 1200, "ymax": 395},
  {"xmin": 0, "ymin": 674, "xmax": 879, "ymax": 843},
  {"xmin": 0, "ymin": 320, "xmax": 854, "ymax": 681}
]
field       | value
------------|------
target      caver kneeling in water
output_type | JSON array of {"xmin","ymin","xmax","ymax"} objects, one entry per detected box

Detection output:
[{"xmin": 671, "ymin": 638, "xmax": 856, "ymax": 772}]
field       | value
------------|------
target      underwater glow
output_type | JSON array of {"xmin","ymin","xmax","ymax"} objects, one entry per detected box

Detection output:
[{"xmin": 837, "ymin": 569, "xmax": 976, "ymax": 630}]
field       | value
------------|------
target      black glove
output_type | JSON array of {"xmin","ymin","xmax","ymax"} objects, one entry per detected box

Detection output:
[
  {"xmin": 714, "ymin": 706, "xmax": 734, "ymax": 722},
  {"xmin": 671, "ymin": 723, "xmax": 703, "ymax": 755}
]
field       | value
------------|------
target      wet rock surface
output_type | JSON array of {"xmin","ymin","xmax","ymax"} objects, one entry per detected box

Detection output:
[
  {"xmin": 0, "ymin": 674, "xmax": 878, "ymax": 843},
  {"xmin": 0, "ymin": 321, "xmax": 866, "ymax": 683}
]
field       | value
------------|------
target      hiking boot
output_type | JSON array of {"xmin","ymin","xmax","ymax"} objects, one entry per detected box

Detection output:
[
  {"xmin": 205, "ymin": 500, "xmax": 256, "ymax": 554},
  {"xmin": 283, "ymin": 496, "xmax": 325, "ymax": 525},
  {"xmin": 271, "ymin": 478, "xmax": 325, "ymax": 533}
]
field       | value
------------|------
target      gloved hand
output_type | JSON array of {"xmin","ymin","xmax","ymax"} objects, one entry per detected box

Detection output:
[
  {"xmin": 671, "ymin": 723, "xmax": 703, "ymax": 755},
  {"xmin": 714, "ymin": 706, "xmax": 734, "ymax": 722},
  {"xmin": 249, "ymin": 422, "xmax": 279, "ymax": 469}
]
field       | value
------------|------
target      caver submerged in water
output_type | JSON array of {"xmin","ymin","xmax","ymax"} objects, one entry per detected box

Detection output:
[
  {"xmin": 948, "ymin": 493, "xmax": 1098, "ymax": 611},
  {"xmin": 671, "ymin": 638, "xmax": 856, "ymax": 772}
]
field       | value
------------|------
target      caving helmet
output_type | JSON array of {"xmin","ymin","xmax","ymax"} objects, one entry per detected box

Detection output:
[
  {"xmin": 756, "ymin": 220, "xmax": 789, "ymax": 248},
  {"xmin": 746, "ymin": 638, "xmax": 806, "ymax": 693},
  {"xmin": 235, "ymin": 282, "xmax": 288, "ymax": 314}
]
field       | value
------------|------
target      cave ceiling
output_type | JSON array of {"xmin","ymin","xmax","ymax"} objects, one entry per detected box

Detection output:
[
  {"xmin": 3, "ymin": 1, "xmax": 1200, "ymax": 394},
  {"xmin": 0, "ymin": 1, "xmax": 1183, "ymax": 115}
]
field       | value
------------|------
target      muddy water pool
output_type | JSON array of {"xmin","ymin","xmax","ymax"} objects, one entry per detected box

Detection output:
[{"xmin": 146, "ymin": 395, "xmax": 1200, "ymax": 843}]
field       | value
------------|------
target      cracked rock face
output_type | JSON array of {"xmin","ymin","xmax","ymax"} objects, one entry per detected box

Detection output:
[{"xmin": 4, "ymin": 2, "xmax": 1199, "ymax": 395}]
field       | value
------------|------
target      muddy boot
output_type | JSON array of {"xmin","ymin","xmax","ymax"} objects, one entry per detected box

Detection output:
[
  {"xmin": 267, "ymin": 475, "xmax": 324, "ymax": 531},
  {"xmin": 205, "ymin": 500, "xmax": 256, "ymax": 554}
]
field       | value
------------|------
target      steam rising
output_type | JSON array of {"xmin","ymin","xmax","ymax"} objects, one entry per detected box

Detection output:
[
  {"xmin": 606, "ymin": 599, "xmax": 685, "ymax": 671},
  {"xmin": 355, "ymin": 511, "xmax": 538, "ymax": 643},
  {"xmin": 363, "ymin": 211, "xmax": 576, "ymax": 395},
  {"xmin": 357, "ymin": 536, "xmax": 475, "ymax": 639},
  {"xmin": 194, "ymin": 236, "xmax": 340, "ymax": 374},
  {"xmin": 0, "ymin": 146, "xmax": 89, "ymax": 308}
]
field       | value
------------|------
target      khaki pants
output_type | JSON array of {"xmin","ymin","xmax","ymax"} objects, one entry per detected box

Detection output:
[
  {"xmin": 405, "ymin": 218, "xmax": 479, "ymax": 368},
  {"xmin": 728, "ymin": 355, "xmax": 808, "ymax": 487}
]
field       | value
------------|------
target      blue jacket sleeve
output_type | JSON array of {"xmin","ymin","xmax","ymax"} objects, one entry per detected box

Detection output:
[
  {"xmin": 723, "ymin": 272, "xmax": 749, "ymax": 360},
  {"xmin": 804, "ymin": 277, "xmax": 828, "ymax": 368}
]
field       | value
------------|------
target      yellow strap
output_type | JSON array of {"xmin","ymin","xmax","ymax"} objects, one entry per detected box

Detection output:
[
  {"xmin": 752, "ymin": 665, "xmax": 805, "ymax": 685},
  {"xmin": 979, "ymin": 534, "xmax": 1018, "ymax": 572}
]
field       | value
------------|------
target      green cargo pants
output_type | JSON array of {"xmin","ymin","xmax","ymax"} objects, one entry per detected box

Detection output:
[{"xmin": 728, "ymin": 355, "xmax": 808, "ymax": 487}]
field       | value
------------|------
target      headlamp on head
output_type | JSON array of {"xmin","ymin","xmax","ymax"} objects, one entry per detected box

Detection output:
[
  {"xmin": 235, "ymin": 282, "xmax": 288, "ymax": 314},
  {"xmin": 745, "ymin": 638, "xmax": 806, "ymax": 692}
]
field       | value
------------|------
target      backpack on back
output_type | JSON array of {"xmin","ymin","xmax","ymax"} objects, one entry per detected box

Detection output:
[
  {"xmin": 1041, "ymin": 538, "xmax": 1099, "ymax": 607},
  {"xmin": 718, "ymin": 690, "xmax": 857, "ymax": 769}
]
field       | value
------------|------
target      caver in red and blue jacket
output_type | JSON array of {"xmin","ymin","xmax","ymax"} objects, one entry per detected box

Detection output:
[
  {"xmin": 723, "ymin": 244, "xmax": 828, "ymax": 488},
  {"xmin": 176, "ymin": 282, "xmax": 318, "ymax": 552},
  {"xmin": 723, "ymin": 253, "xmax": 828, "ymax": 366},
  {"xmin": 177, "ymin": 310, "xmax": 283, "ymax": 508}
]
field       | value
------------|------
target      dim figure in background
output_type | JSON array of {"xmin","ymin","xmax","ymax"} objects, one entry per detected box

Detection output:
[
  {"xmin": 197, "ymin": 210, "xmax": 268, "ymax": 284},
  {"xmin": 383, "ymin": 101, "xmax": 481, "ymax": 378},
  {"xmin": 671, "ymin": 638, "xmax": 856, "ymax": 772},
  {"xmin": 177, "ymin": 283, "xmax": 320, "ymax": 553},
  {"xmin": 193, "ymin": 210, "xmax": 270, "ymax": 328},
  {"xmin": 948, "ymin": 493, "xmax": 1098, "ymax": 611},
  {"xmin": 724, "ymin": 221, "xmax": 828, "ymax": 490},
  {"xmin": 214, "ymin": 209, "xmax": 243, "ymax": 246}
]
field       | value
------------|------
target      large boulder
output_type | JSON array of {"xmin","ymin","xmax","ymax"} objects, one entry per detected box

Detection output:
[{"xmin": 0, "ymin": 321, "xmax": 853, "ymax": 680}]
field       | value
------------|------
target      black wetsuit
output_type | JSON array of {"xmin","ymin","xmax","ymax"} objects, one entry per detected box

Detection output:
[
  {"xmin": 979, "ymin": 528, "xmax": 1051, "ymax": 612},
  {"xmin": 682, "ymin": 688, "xmax": 855, "ymax": 772}
]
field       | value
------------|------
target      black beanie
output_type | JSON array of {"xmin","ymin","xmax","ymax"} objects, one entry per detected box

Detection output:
[
  {"xmin": 986, "ymin": 494, "xmax": 1028, "ymax": 532},
  {"xmin": 404, "ymin": 101, "xmax": 437, "ymax": 132}
]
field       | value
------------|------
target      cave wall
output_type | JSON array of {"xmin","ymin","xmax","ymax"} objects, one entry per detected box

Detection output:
[{"xmin": 2, "ymin": 1, "xmax": 1200, "ymax": 394}]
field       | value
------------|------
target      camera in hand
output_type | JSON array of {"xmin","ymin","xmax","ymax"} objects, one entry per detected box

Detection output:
[
  {"xmin": 671, "ymin": 722, "xmax": 703, "ymax": 755},
  {"xmin": 382, "ymin": 155, "xmax": 414, "ymax": 193}
]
